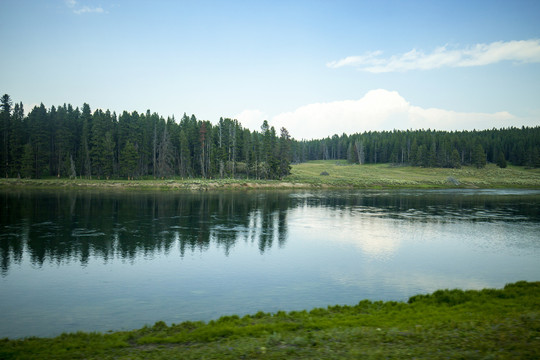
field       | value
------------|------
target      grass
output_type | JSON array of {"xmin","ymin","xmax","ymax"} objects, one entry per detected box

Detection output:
[
  {"xmin": 1, "ymin": 161, "xmax": 540, "ymax": 190},
  {"xmin": 287, "ymin": 161, "xmax": 540, "ymax": 189},
  {"xmin": 1, "ymin": 281, "xmax": 539, "ymax": 359},
  {"xmin": 0, "ymin": 177, "xmax": 280, "ymax": 191}
]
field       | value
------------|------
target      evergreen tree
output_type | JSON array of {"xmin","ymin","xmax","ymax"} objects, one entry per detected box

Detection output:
[
  {"xmin": 278, "ymin": 127, "xmax": 292, "ymax": 178},
  {"xmin": 472, "ymin": 143, "xmax": 487, "ymax": 168},
  {"xmin": 80, "ymin": 103, "xmax": 92, "ymax": 178},
  {"xmin": 260, "ymin": 120, "xmax": 279, "ymax": 179},
  {"xmin": 120, "ymin": 140, "xmax": 138, "ymax": 179},
  {"xmin": 90, "ymin": 109, "xmax": 111, "ymax": 178},
  {"xmin": 157, "ymin": 120, "xmax": 175, "ymax": 178},
  {"xmin": 52, "ymin": 105, "xmax": 68, "ymax": 177},
  {"xmin": 9, "ymin": 102, "xmax": 24, "ymax": 177},
  {"xmin": 496, "ymin": 150, "xmax": 507, "ymax": 168},
  {"xmin": 1, "ymin": 94, "xmax": 12, "ymax": 177},
  {"xmin": 65, "ymin": 104, "xmax": 81, "ymax": 176}
]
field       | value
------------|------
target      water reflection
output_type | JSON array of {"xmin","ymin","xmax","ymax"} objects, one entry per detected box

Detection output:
[
  {"xmin": 1, "ymin": 189, "xmax": 539, "ymax": 276},
  {"xmin": 1, "ymin": 190, "xmax": 293, "ymax": 276}
]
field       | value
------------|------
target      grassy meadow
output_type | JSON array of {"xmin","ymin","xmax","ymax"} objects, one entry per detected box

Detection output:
[
  {"xmin": 287, "ymin": 161, "xmax": 540, "ymax": 189},
  {"xmin": 1, "ymin": 281, "xmax": 539, "ymax": 359},
  {"xmin": 1, "ymin": 161, "xmax": 540, "ymax": 190}
]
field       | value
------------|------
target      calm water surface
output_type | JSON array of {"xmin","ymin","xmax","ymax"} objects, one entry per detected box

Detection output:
[{"xmin": 1, "ymin": 188, "xmax": 539, "ymax": 338}]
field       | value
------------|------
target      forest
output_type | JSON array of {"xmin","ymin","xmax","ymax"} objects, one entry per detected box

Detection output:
[{"xmin": 1, "ymin": 93, "xmax": 539, "ymax": 179}]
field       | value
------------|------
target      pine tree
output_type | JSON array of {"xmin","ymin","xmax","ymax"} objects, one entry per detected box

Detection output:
[
  {"xmin": 278, "ymin": 127, "xmax": 292, "ymax": 178},
  {"xmin": 90, "ymin": 109, "xmax": 107, "ymax": 178},
  {"xmin": 80, "ymin": 103, "xmax": 92, "ymax": 178},
  {"xmin": 9, "ymin": 102, "xmax": 24, "ymax": 177},
  {"xmin": 53, "ymin": 105, "xmax": 68, "ymax": 177},
  {"xmin": 157, "ymin": 120, "xmax": 174, "ymax": 178},
  {"xmin": 260, "ymin": 120, "xmax": 279, "ymax": 179},
  {"xmin": 1, "ymin": 94, "xmax": 12, "ymax": 177},
  {"xmin": 472, "ymin": 143, "xmax": 487, "ymax": 168},
  {"xmin": 120, "ymin": 140, "xmax": 138, "ymax": 179},
  {"xmin": 496, "ymin": 150, "xmax": 507, "ymax": 168}
]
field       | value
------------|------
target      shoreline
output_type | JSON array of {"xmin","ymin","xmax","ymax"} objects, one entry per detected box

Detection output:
[
  {"xmin": 1, "ymin": 179, "xmax": 539, "ymax": 191},
  {"xmin": 1, "ymin": 162, "xmax": 540, "ymax": 190},
  {"xmin": 1, "ymin": 281, "xmax": 538, "ymax": 359}
]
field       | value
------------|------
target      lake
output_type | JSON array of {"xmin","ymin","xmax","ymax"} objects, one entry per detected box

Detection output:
[{"xmin": 1, "ymin": 188, "xmax": 539, "ymax": 339}]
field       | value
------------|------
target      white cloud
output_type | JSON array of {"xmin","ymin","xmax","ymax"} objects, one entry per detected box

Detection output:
[
  {"xmin": 326, "ymin": 51, "xmax": 384, "ymax": 69},
  {"xmin": 65, "ymin": 0, "xmax": 106, "ymax": 15},
  {"xmin": 327, "ymin": 39, "xmax": 540, "ymax": 73},
  {"xmin": 236, "ymin": 89, "xmax": 526, "ymax": 140}
]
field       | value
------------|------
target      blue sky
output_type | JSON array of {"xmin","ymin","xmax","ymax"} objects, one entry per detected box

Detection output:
[{"xmin": 1, "ymin": 0, "xmax": 539, "ymax": 139}]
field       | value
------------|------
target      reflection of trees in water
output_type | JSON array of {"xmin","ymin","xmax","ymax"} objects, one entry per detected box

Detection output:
[
  {"xmin": 0, "ymin": 190, "xmax": 292, "ymax": 275},
  {"xmin": 1, "ymin": 189, "xmax": 538, "ymax": 276}
]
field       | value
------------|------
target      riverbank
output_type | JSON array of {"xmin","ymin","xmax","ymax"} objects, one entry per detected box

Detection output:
[
  {"xmin": 1, "ymin": 281, "xmax": 538, "ymax": 359},
  {"xmin": 1, "ymin": 161, "xmax": 540, "ymax": 190}
]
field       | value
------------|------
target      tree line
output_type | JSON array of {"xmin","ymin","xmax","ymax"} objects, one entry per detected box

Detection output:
[
  {"xmin": 293, "ymin": 127, "xmax": 540, "ymax": 169},
  {"xmin": 0, "ymin": 94, "xmax": 292, "ymax": 180},
  {"xmin": 1, "ymin": 93, "xmax": 539, "ymax": 179}
]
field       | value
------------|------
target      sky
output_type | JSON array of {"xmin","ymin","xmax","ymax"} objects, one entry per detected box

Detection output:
[{"xmin": 1, "ymin": 0, "xmax": 539, "ymax": 139}]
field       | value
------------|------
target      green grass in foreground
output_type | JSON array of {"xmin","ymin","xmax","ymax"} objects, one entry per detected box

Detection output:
[
  {"xmin": 1, "ymin": 281, "xmax": 539, "ymax": 359},
  {"xmin": 1, "ymin": 161, "xmax": 540, "ymax": 190}
]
